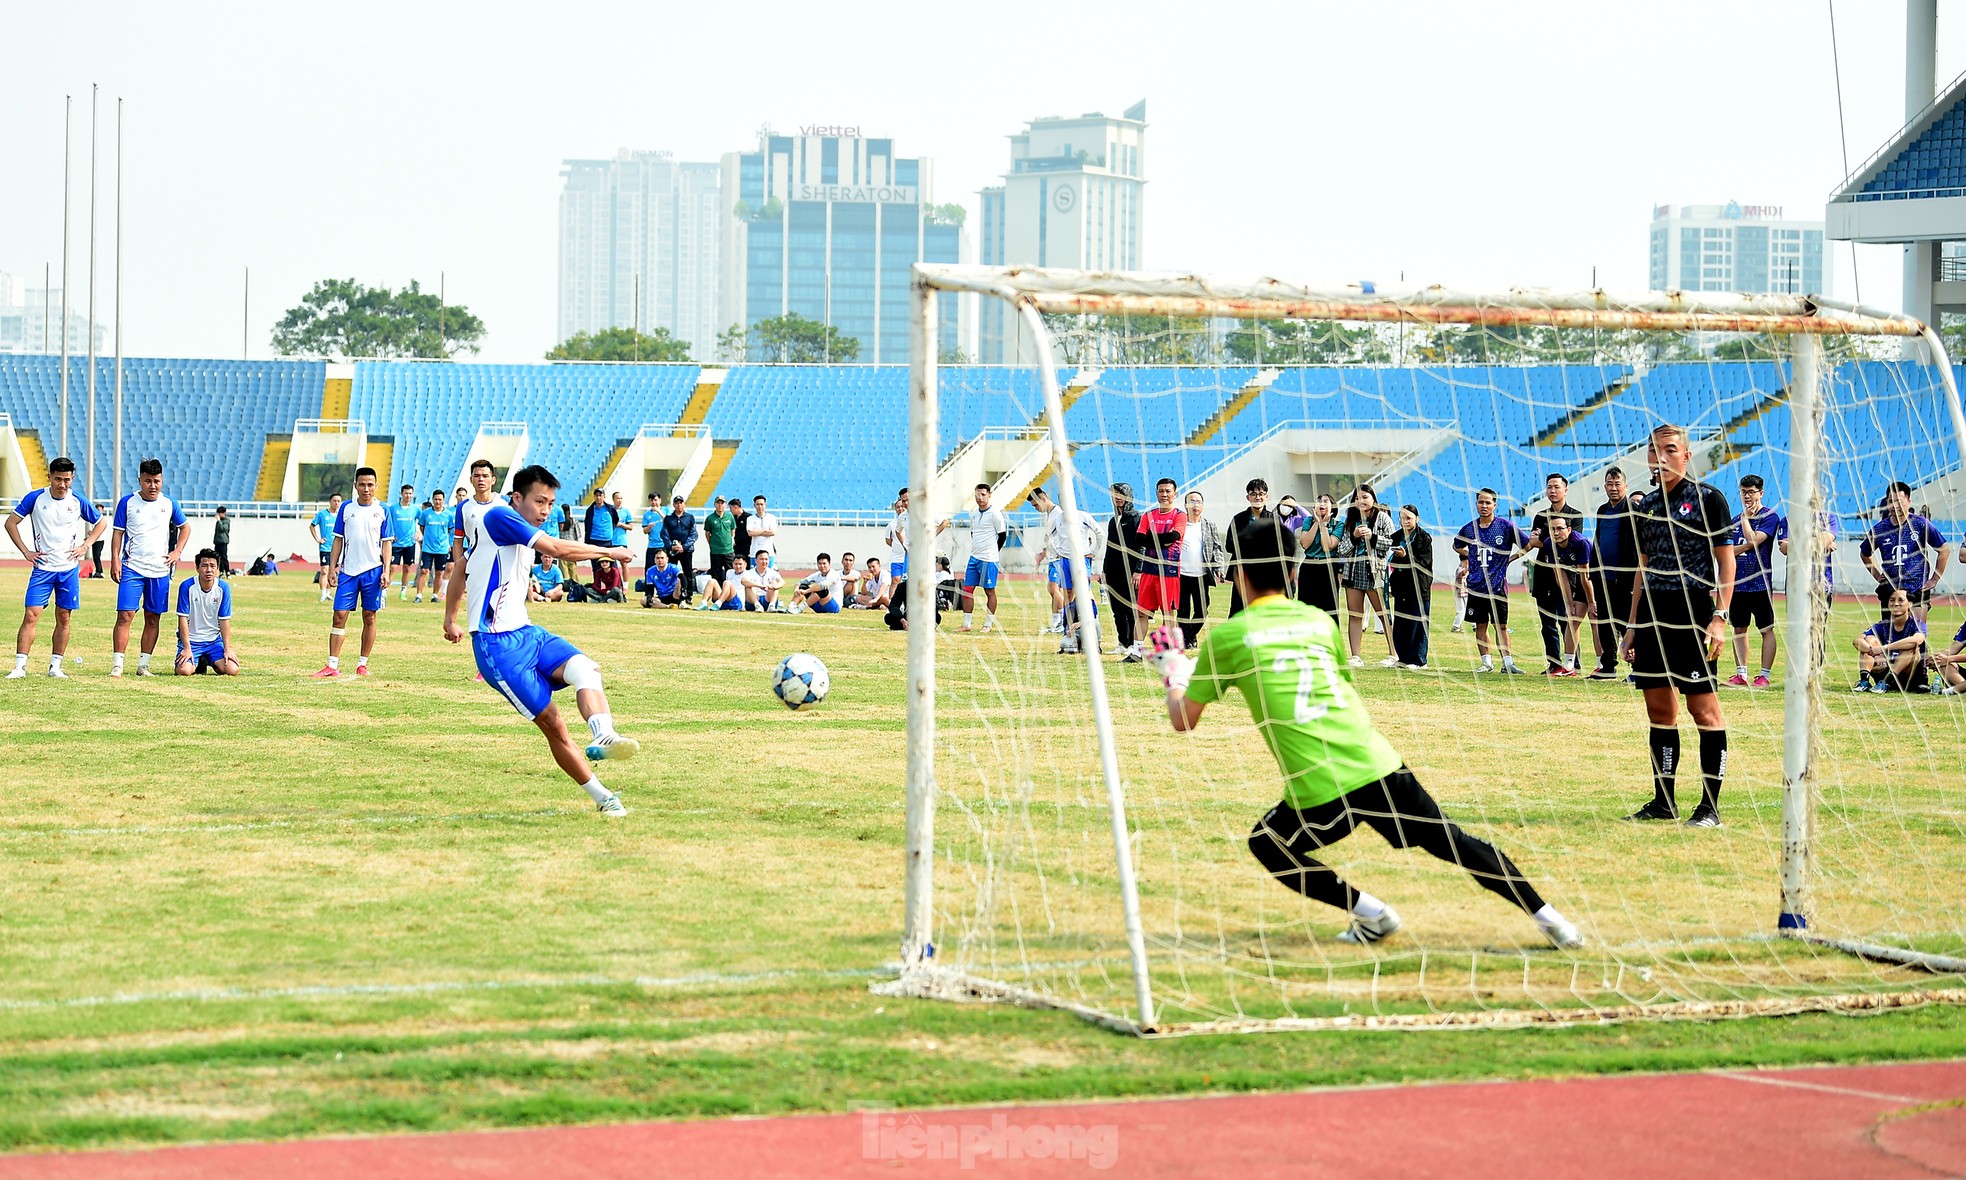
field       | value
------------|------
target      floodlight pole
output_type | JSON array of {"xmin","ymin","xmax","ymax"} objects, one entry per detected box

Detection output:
[
  {"xmin": 86, "ymin": 83, "xmax": 98, "ymax": 502},
  {"xmin": 60, "ymin": 95, "xmax": 71, "ymax": 459},
  {"xmin": 113, "ymin": 96, "xmax": 123, "ymax": 502}
]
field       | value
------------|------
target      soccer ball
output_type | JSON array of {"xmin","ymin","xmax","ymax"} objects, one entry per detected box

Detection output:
[{"xmin": 772, "ymin": 652, "xmax": 830, "ymax": 711}]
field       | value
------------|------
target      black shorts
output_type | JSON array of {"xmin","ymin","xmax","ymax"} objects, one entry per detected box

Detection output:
[
  {"xmin": 1465, "ymin": 591, "xmax": 1509, "ymax": 626},
  {"xmin": 1732, "ymin": 589, "xmax": 1775, "ymax": 632},
  {"xmin": 391, "ymin": 545, "xmax": 417, "ymax": 567},
  {"xmin": 1631, "ymin": 586, "xmax": 1718, "ymax": 695},
  {"xmin": 318, "ymin": 549, "xmax": 333, "ymax": 566},
  {"xmin": 419, "ymin": 552, "xmax": 450, "ymax": 572},
  {"xmin": 1877, "ymin": 581, "xmax": 1932, "ymax": 612}
]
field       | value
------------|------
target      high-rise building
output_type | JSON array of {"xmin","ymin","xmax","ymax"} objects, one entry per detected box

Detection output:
[
  {"xmin": 558, "ymin": 150, "xmax": 722, "ymax": 359},
  {"xmin": 978, "ymin": 102, "xmax": 1147, "ymax": 362},
  {"xmin": 0, "ymin": 272, "xmax": 106, "ymax": 354},
  {"xmin": 718, "ymin": 130, "xmax": 961, "ymax": 364},
  {"xmin": 1648, "ymin": 202, "xmax": 1828, "ymax": 296}
]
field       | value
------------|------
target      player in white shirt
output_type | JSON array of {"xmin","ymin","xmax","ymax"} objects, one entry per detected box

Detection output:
[
  {"xmin": 1028, "ymin": 486, "xmax": 1103, "ymax": 655},
  {"xmin": 6, "ymin": 457, "xmax": 110, "ymax": 679},
  {"xmin": 884, "ymin": 487, "xmax": 951, "ymax": 580},
  {"xmin": 960, "ymin": 483, "xmax": 1007, "ymax": 633},
  {"xmin": 790, "ymin": 552, "xmax": 844, "ymax": 614},
  {"xmin": 314, "ymin": 466, "xmax": 395, "ymax": 679},
  {"xmin": 748, "ymin": 495, "xmax": 779, "ymax": 562},
  {"xmin": 109, "ymin": 458, "xmax": 188, "ymax": 677},
  {"xmin": 176, "ymin": 549, "xmax": 239, "ymax": 676},
  {"xmin": 445, "ymin": 464, "xmax": 642, "ymax": 816},
  {"xmin": 749, "ymin": 559, "xmax": 785, "ymax": 611}
]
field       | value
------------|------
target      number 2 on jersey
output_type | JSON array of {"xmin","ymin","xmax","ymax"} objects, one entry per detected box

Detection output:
[{"xmin": 1273, "ymin": 649, "xmax": 1348, "ymax": 724}]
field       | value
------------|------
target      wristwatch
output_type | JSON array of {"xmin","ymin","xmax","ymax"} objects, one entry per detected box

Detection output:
[{"xmin": 1712, "ymin": 608, "xmax": 1729, "ymax": 623}]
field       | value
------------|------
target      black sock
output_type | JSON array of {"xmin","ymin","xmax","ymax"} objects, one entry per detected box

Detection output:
[
  {"xmin": 1699, "ymin": 728, "xmax": 1728, "ymax": 811},
  {"xmin": 1649, "ymin": 726, "xmax": 1680, "ymax": 812}
]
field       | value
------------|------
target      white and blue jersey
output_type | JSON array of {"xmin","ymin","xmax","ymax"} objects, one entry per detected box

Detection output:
[
  {"xmin": 113, "ymin": 493, "xmax": 185, "ymax": 614},
  {"xmin": 13, "ymin": 487, "xmax": 100, "ymax": 611},
  {"xmin": 460, "ymin": 501, "xmax": 579, "ymax": 721},
  {"xmin": 331, "ymin": 498, "xmax": 393, "ymax": 612},
  {"xmin": 176, "ymin": 576, "xmax": 231, "ymax": 665}
]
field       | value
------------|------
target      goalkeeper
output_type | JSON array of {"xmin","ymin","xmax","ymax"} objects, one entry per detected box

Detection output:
[{"xmin": 1148, "ymin": 516, "xmax": 1583, "ymax": 949}]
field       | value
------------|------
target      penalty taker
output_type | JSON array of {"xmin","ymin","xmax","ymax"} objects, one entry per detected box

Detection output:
[{"xmin": 1147, "ymin": 516, "xmax": 1583, "ymax": 949}]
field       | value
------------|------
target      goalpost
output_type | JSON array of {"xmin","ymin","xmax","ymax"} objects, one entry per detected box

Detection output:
[{"xmin": 884, "ymin": 265, "xmax": 1966, "ymax": 1035}]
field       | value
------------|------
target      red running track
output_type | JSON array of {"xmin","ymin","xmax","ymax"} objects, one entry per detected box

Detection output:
[{"xmin": 1, "ymin": 1060, "xmax": 1960, "ymax": 1179}]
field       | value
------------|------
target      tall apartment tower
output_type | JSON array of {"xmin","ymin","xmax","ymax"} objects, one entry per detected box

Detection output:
[{"xmin": 558, "ymin": 150, "xmax": 722, "ymax": 359}]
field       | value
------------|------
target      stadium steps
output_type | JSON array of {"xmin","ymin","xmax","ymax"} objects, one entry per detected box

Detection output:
[
  {"xmin": 367, "ymin": 438, "xmax": 395, "ymax": 489},
  {"xmin": 688, "ymin": 442, "xmax": 741, "ymax": 508},
  {"xmin": 1187, "ymin": 368, "xmax": 1280, "ymax": 446},
  {"xmin": 582, "ymin": 439, "xmax": 633, "ymax": 504},
  {"xmin": 1022, "ymin": 369, "xmax": 1100, "ymax": 439},
  {"xmin": 254, "ymin": 435, "xmax": 291, "ymax": 500},
  {"xmin": 321, "ymin": 375, "xmax": 353, "ymax": 419},
  {"xmin": 1712, "ymin": 390, "xmax": 1789, "ymax": 466},
  {"xmin": 16, "ymin": 429, "xmax": 47, "ymax": 480},
  {"xmin": 676, "ymin": 371, "xmax": 724, "ymax": 432},
  {"xmin": 1529, "ymin": 376, "xmax": 1629, "ymax": 447}
]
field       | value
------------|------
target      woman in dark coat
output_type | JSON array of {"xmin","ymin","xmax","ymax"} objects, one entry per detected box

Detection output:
[
  {"xmin": 1388, "ymin": 503, "xmax": 1435, "ymax": 669},
  {"xmin": 1103, "ymin": 483, "xmax": 1143, "ymax": 653}
]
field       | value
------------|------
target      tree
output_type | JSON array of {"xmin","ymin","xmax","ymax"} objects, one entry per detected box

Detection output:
[
  {"xmin": 271, "ymin": 278, "xmax": 484, "ymax": 359},
  {"xmin": 546, "ymin": 326, "xmax": 692, "ymax": 362},
  {"xmin": 748, "ymin": 312, "xmax": 860, "ymax": 363},
  {"xmin": 715, "ymin": 323, "xmax": 751, "ymax": 364}
]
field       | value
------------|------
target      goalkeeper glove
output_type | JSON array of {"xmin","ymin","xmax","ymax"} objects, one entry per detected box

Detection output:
[{"xmin": 1144, "ymin": 624, "xmax": 1195, "ymax": 693}]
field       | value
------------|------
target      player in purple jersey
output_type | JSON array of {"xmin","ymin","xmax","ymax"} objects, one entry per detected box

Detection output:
[
  {"xmin": 1452, "ymin": 488, "xmax": 1527, "ymax": 674},
  {"xmin": 1853, "ymin": 587, "xmax": 1928, "ymax": 694},
  {"xmin": 1859, "ymin": 481, "xmax": 1948, "ymax": 625},
  {"xmin": 1544, "ymin": 515, "xmax": 1596, "ymax": 676},
  {"xmin": 1725, "ymin": 475, "xmax": 1784, "ymax": 688}
]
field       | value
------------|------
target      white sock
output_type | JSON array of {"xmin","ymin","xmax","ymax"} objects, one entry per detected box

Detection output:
[
  {"xmin": 49, "ymin": 654, "xmax": 63, "ymax": 670},
  {"xmin": 588, "ymin": 713, "xmax": 614, "ymax": 740},
  {"xmin": 963, "ymin": 612, "xmax": 972, "ymax": 627},
  {"xmin": 112, "ymin": 652, "xmax": 125, "ymax": 673},
  {"xmin": 137, "ymin": 652, "xmax": 151, "ymax": 671},
  {"xmin": 1533, "ymin": 904, "xmax": 1565, "ymax": 926},
  {"xmin": 12, "ymin": 653, "xmax": 25, "ymax": 672},
  {"xmin": 1760, "ymin": 667, "xmax": 1772, "ymax": 680},
  {"xmin": 1736, "ymin": 664, "xmax": 1750, "ymax": 678},
  {"xmin": 357, "ymin": 655, "xmax": 368, "ymax": 668},
  {"xmin": 327, "ymin": 655, "xmax": 340, "ymax": 671},
  {"xmin": 985, "ymin": 613, "xmax": 996, "ymax": 628},
  {"xmin": 1502, "ymin": 655, "xmax": 1518, "ymax": 669},
  {"xmin": 577, "ymin": 777, "xmax": 612, "ymax": 804},
  {"xmin": 1351, "ymin": 893, "xmax": 1388, "ymax": 920}
]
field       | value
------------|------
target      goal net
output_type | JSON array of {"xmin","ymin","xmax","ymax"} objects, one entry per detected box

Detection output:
[{"xmin": 882, "ymin": 267, "xmax": 1966, "ymax": 1034}]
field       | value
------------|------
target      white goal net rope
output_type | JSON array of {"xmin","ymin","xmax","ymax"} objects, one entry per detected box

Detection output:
[{"xmin": 890, "ymin": 270, "xmax": 1966, "ymax": 1034}]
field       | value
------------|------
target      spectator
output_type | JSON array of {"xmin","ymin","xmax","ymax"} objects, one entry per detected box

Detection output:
[
  {"xmin": 1455, "ymin": 487, "xmax": 1527, "ymax": 675},
  {"xmin": 90, "ymin": 501, "xmax": 110, "ymax": 578},
  {"xmin": 837, "ymin": 550, "xmax": 861, "ymax": 601},
  {"xmin": 1338, "ymin": 483, "xmax": 1398, "ymax": 668},
  {"xmin": 612, "ymin": 491, "xmax": 629, "ymax": 545},
  {"xmin": 960, "ymin": 484, "xmax": 1007, "ymax": 634},
  {"xmin": 310, "ymin": 493, "xmax": 342, "ymax": 601},
  {"xmin": 1176, "ymin": 490, "xmax": 1225, "ymax": 650},
  {"xmin": 1860, "ymin": 480, "xmax": 1949, "ymax": 625},
  {"xmin": 1545, "ymin": 514, "xmax": 1596, "ymax": 676},
  {"xmin": 1924, "ymin": 618, "xmax": 1966, "ymax": 694},
  {"xmin": 792, "ymin": 553, "xmax": 843, "ymax": 615},
  {"xmin": 1225, "ymin": 478, "xmax": 1272, "ymax": 617},
  {"xmin": 744, "ymin": 554, "xmax": 784, "ymax": 611},
  {"xmin": 699, "ymin": 553, "xmax": 747, "ymax": 611},
  {"xmin": 661, "ymin": 495, "xmax": 698, "ymax": 604},
  {"xmin": 642, "ymin": 548, "xmax": 683, "ymax": 607},
  {"xmin": 1296, "ymin": 492, "xmax": 1343, "ymax": 616},
  {"xmin": 705, "ymin": 496, "xmax": 737, "ymax": 583},
  {"xmin": 851, "ymin": 556, "xmax": 893, "ymax": 610},
  {"xmin": 750, "ymin": 495, "xmax": 779, "ymax": 562},
  {"xmin": 583, "ymin": 489, "xmax": 620, "ymax": 584},
  {"xmin": 213, "ymin": 506, "xmax": 233, "ymax": 577},
  {"xmin": 1450, "ymin": 560, "xmax": 1470, "ymax": 633},
  {"xmin": 1854, "ymin": 587, "xmax": 1928, "ymax": 693},
  {"xmin": 1527, "ymin": 473, "xmax": 1587, "ymax": 675},
  {"xmin": 885, "ymin": 575, "xmax": 944, "ymax": 631},
  {"xmin": 884, "ymin": 488, "xmax": 909, "ymax": 580},
  {"xmin": 1102, "ymin": 483, "xmax": 1142, "ymax": 646},
  {"xmin": 1134, "ymin": 478, "xmax": 1186, "ymax": 655},
  {"xmin": 572, "ymin": 556, "xmax": 626, "ymax": 604},
  {"xmin": 1030, "ymin": 485, "xmax": 1103, "ymax": 656},
  {"xmin": 1388, "ymin": 504, "xmax": 1434, "ymax": 669},
  {"xmin": 1726, "ymin": 474, "xmax": 1784, "ymax": 688},
  {"xmin": 640, "ymin": 493, "xmax": 664, "ymax": 580},
  {"xmin": 529, "ymin": 552, "xmax": 567, "ymax": 602},
  {"xmin": 728, "ymin": 495, "xmax": 751, "ymax": 563},
  {"xmin": 1589, "ymin": 466, "xmax": 1639, "ymax": 680},
  {"xmin": 933, "ymin": 554, "xmax": 960, "ymax": 613}
]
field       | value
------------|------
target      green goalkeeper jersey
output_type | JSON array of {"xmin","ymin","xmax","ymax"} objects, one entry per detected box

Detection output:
[{"xmin": 1184, "ymin": 595, "xmax": 1403, "ymax": 810}]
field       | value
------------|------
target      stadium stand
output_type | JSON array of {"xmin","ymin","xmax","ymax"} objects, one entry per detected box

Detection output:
[
  {"xmin": 0, "ymin": 356, "xmax": 324, "ymax": 502},
  {"xmin": 1855, "ymin": 97, "xmax": 1966, "ymax": 201}
]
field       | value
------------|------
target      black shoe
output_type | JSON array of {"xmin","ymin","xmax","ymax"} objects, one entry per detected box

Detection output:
[
  {"xmin": 1623, "ymin": 799, "xmax": 1679, "ymax": 822},
  {"xmin": 1683, "ymin": 803, "xmax": 1723, "ymax": 829},
  {"xmin": 1586, "ymin": 667, "xmax": 1619, "ymax": 681}
]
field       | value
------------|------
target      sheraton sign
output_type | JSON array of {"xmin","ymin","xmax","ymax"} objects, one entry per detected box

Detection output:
[{"xmin": 793, "ymin": 183, "xmax": 918, "ymax": 204}]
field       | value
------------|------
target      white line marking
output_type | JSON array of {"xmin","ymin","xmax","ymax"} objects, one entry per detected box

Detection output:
[
  {"xmin": 0, "ymin": 809, "xmax": 580, "ymax": 840},
  {"xmin": 1708, "ymin": 1070, "xmax": 1923, "ymax": 1104}
]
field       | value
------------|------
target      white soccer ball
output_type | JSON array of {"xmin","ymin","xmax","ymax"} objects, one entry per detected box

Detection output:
[{"xmin": 772, "ymin": 652, "xmax": 830, "ymax": 711}]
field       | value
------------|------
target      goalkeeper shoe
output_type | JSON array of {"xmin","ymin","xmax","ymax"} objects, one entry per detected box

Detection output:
[
  {"xmin": 4, "ymin": 667, "xmax": 24, "ymax": 680},
  {"xmin": 585, "ymin": 732, "xmax": 640, "ymax": 763},
  {"xmin": 595, "ymin": 794, "xmax": 629, "ymax": 818},
  {"xmin": 1623, "ymin": 799, "xmax": 1679, "ymax": 822},
  {"xmin": 1336, "ymin": 906, "xmax": 1402, "ymax": 945},
  {"xmin": 1539, "ymin": 915, "xmax": 1585, "ymax": 950},
  {"xmin": 1682, "ymin": 803, "xmax": 1723, "ymax": 829}
]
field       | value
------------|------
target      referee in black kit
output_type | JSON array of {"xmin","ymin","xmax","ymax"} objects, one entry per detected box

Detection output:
[{"xmin": 1620, "ymin": 424, "xmax": 1736, "ymax": 828}]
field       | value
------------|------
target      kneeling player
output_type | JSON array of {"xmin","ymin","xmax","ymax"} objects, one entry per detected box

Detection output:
[
  {"xmin": 1854, "ymin": 587, "xmax": 1928, "ymax": 694},
  {"xmin": 176, "ymin": 549, "xmax": 239, "ymax": 675},
  {"xmin": 1147, "ymin": 517, "xmax": 1582, "ymax": 949},
  {"xmin": 445, "ymin": 464, "xmax": 641, "ymax": 817}
]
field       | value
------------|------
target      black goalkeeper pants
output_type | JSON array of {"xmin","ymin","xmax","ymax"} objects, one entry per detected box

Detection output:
[{"xmin": 1247, "ymin": 768, "xmax": 1545, "ymax": 916}]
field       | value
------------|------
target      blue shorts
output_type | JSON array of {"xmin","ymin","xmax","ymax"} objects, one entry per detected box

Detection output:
[
  {"xmin": 473, "ymin": 625, "xmax": 581, "ymax": 721},
  {"xmin": 333, "ymin": 566, "xmax": 387, "ymax": 612},
  {"xmin": 963, "ymin": 558, "xmax": 999, "ymax": 590},
  {"xmin": 25, "ymin": 567, "xmax": 81, "ymax": 611},
  {"xmin": 811, "ymin": 596, "xmax": 841, "ymax": 614},
  {"xmin": 116, "ymin": 571, "xmax": 171, "ymax": 615},
  {"xmin": 890, "ymin": 559, "xmax": 907, "ymax": 580},
  {"xmin": 1049, "ymin": 557, "xmax": 1093, "ymax": 591},
  {"xmin": 722, "ymin": 597, "xmax": 744, "ymax": 611},
  {"xmin": 179, "ymin": 637, "xmax": 227, "ymax": 671}
]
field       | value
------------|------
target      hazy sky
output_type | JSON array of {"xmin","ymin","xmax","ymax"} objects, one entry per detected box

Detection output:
[{"xmin": 1, "ymin": 0, "xmax": 1954, "ymax": 360}]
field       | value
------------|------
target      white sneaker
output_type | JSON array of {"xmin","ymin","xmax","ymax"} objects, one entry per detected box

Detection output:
[
  {"xmin": 960, "ymin": 622, "xmax": 972, "ymax": 633},
  {"xmin": 1058, "ymin": 638, "xmax": 1079, "ymax": 655},
  {"xmin": 1336, "ymin": 906, "xmax": 1402, "ymax": 945},
  {"xmin": 136, "ymin": 666, "xmax": 155, "ymax": 677},
  {"xmin": 1539, "ymin": 915, "xmax": 1586, "ymax": 950},
  {"xmin": 596, "ymin": 794, "xmax": 629, "ymax": 817},
  {"xmin": 1477, "ymin": 662, "xmax": 1494, "ymax": 674},
  {"xmin": 1348, "ymin": 656, "xmax": 1366, "ymax": 669},
  {"xmin": 5, "ymin": 667, "xmax": 25, "ymax": 680},
  {"xmin": 981, "ymin": 621, "xmax": 994, "ymax": 634},
  {"xmin": 1377, "ymin": 656, "xmax": 1401, "ymax": 668},
  {"xmin": 584, "ymin": 732, "xmax": 641, "ymax": 763},
  {"xmin": 1943, "ymin": 685, "xmax": 1963, "ymax": 696},
  {"xmin": 1451, "ymin": 623, "xmax": 1464, "ymax": 633},
  {"xmin": 1371, "ymin": 622, "xmax": 1385, "ymax": 635},
  {"xmin": 47, "ymin": 666, "xmax": 68, "ymax": 679}
]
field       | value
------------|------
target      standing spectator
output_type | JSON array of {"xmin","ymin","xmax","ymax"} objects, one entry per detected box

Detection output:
[
  {"xmin": 388, "ymin": 485, "xmax": 420, "ymax": 601},
  {"xmin": 1454, "ymin": 488, "xmax": 1527, "ymax": 674},
  {"xmin": 583, "ymin": 490, "xmax": 620, "ymax": 585},
  {"xmin": 1527, "ymin": 473, "xmax": 1586, "ymax": 675},
  {"xmin": 1338, "ymin": 483, "xmax": 1398, "ymax": 668},
  {"xmin": 1860, "ymin": 480, "xmax": 1949, "ymax": 625},
  {"xmin": 1030, "ymin": 486, "xmax": 1103, "ymax": 655},
  {"xmin": 882, "ymin": 488, "xmax": 909, "ymax": 580},
  {"xmin": 1449, "ymin": 561, "xmax": 1470, "ymax": 633},
  {"xmin": 1726, "ymin": 474, "xmax": 1784, "ymax": 687},
  {"xmin": 1387, "ymin": 504, "xmax": 1434, "ymax": 669},
  {"xmin": 1621, "ymin": 424, "xmax": 1734, "ymax": 828},
  {"xmin": 1175, "ymin": 491, "xmax": 1225, "ymax": 650},
  {"xmin": 960, "ymin": 484, "xmax": 1007, "ymax": 634},
  {"xmin": 212, "ymin": 505, "xmax": 233, "ymax": 577},
  {"xmin": 311, "ymin": 493, "xmax": 342, "ymax": 601},
  {"xmin": 1853, "ymin": 587, "xmax": 1928, "ymax": 693},
  {"xmin": 1102, "ymin": 483, "xmax": 1142, "ymax": 648},
  {"xmin": 1778, "ymin": 508, "xmax": 1840, "ymax": 592},
  {"xmin": 611, "ymin": 491, "xmax": 630, "ymax": 550},
  {"xmin": 704, "ymin": 496, "xmax": 737, "ymax": 583},
  {"xmin": 749, "ymin": 495, "xmax": 779, "ymax": 562},
  {"xmin": 89, "ymin": 501, "xmax": 110, "ymax": 578},
  {"xmin": 659, "ymin": 496, "xmax": 698, "ymax": 606},
  {"xmin": 640, "ymin": 494, "xmax": 664, "ymax": 583},
  {"xmin": 1544, "ymin": 514, "xmax": 1596, "ymax": 676},
  {"xmin": 1225, "ymin": 478, "xmax": 1273, "ymax": 617},
  {"xmin": 1296, "ymin": 492, "xmax": 1343, "ymax": 616},
  {"xmin": 1589, "ymin": 466, "xmax": 1639, "ymax": 680},
  {"xmin": 1134, "ymin": 478, "xmax": 1186, "ymax": 652},
  {"xmin": 413, "ymin": 490, "xmax": 452, "ymax": 604},
  {"xmin": 729, "ymin": 495, "xmax": 752, "ymax": 566}
]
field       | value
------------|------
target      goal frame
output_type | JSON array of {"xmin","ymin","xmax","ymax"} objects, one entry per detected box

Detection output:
[{"xmin": 897, "ymin": 264, "xmax": 1966, "ymax": 1034}]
